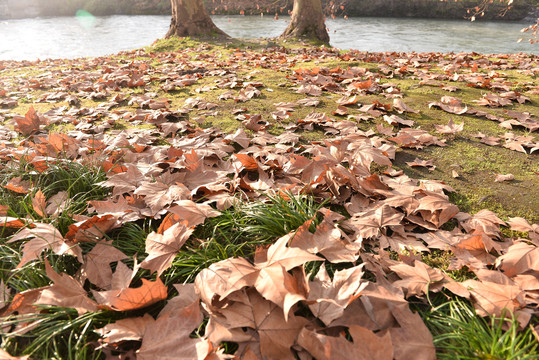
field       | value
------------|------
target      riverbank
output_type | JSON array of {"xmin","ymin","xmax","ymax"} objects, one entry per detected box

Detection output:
[
  {"xmin": 0, "ymin": 38, "xmax": 537, "ymax": 359},
  {"xmin": 0, "ymin": 0, "xmax": 537, "ymax": 20}
]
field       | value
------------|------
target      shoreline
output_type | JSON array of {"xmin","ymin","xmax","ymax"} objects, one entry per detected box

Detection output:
[{"xmin": 0, "ymin": 0, "xmax": 537, "ymax": 21}]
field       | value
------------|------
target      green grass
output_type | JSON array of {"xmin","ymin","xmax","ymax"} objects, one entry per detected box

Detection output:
[
  {"xmin": 162, "ymin": 192, "xmax": 325, "ymax": 284},
  {"xmin": 1, "ymin": 307, "xmax": 108, "ymax": 359},
  {"xmin": 423, "ymin": 298, "xmax": 539, "ymax": 360},
  {"xmin": 0, "ymin": 159, "xmax": 110, "ymax": 234}
]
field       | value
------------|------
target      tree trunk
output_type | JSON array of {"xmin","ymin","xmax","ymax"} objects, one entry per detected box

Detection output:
[
  {"xmin": 280, "ymin": 0, "xmax": 329, "ymax": 43},
  {"xmin": 165, "ymin": 0, "xmax": 229, "ymax": 38}
]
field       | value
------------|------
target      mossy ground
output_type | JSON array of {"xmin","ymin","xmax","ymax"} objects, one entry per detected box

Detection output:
[
  {"xmin": 2, "ymin": 37, "xmax": 537, "ymax": 224},
  {"xmin": 1, "ymin": 37, "xmax": 538, "ymax": 359}
]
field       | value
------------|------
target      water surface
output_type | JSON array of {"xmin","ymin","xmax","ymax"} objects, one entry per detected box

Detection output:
[{"xmin": 0, "ymin": 15, "xmax": 536, "ymax": 61}]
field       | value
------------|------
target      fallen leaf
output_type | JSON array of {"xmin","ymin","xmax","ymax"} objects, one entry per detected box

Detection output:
[
  {"xmin": 83, "ymin": 240, "xmax": 128, "ymax": 289},
  {"xmin": 168, "ymin": 200, "xmax": 221, "ymax": 228},
  {"xmin": 8, "ymin": 223, "xmax": 82, "ymax": 268},
  {"xmin": 297, "ymin": 325, "xmax": 394, "ymax": 360},
  {"xmin": 37, "ymin": 260, "xmax": 99, "ymax": 314},
  {"xmin": 495, "ymin": 173, "xmax": 514, "ymax": 182},
  {"xmin": 14, "ymin": 106, "xmax": 41, "ymax": 135},
  {"xmin": 141, "ymin": 222, "xmax": 194, "ymax": 276},
  {"xmin": 307, "ymin": 263, "xmax": 367, "ymax": 325}
]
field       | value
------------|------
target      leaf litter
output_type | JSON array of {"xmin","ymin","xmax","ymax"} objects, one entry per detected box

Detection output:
[{"xmin": 0, "ymin": 41, "xmax": 537, "ymax": 359}]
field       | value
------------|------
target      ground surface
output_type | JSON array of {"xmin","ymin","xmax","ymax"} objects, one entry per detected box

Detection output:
[{"xmin": 0, "ymin": 38, "xmax": 537, "ymax": 359}]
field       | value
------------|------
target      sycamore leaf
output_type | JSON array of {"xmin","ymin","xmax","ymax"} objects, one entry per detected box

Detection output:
[
  {"xmin": 393, "ymin": 98, "xmax": 419, "ymax": 114},
  {"xmin": 1, "ymin": 279, "xmax": 10, "ymax": 309},
  {"xmin": 290, "ymin": 216, "xmax": 361, "ymax": 263},
  {"xmin": 462, "ymin": 279, "xmax": 526, "ymax": 317},
  {"xmin": 390, "ymin": 260, "xmax": 446, "ymax": 297},
  {"xmin": 134, "ymin": 181, "xmax": 190, "ymax": 216},
  {"xmin": 3, "ymin": 177, "xmax": 31, "ymax": 194},
  {"xmin": 97, "ymin": 313, "xmax": 155, "ymax": 344},
  {"xmin": 388, "ymin": 303, "xmax": 436, "ymax": 360},
  {"xmin": 31, "ymin": 189, "xmax": 47, "ymax": 217},
  {"xmin": 406, "ymin": 158, "xmax": 435, "ymax": 171},
  {"xmin": 137, "ymin": 293, "xmax": 207, "ymax": 360},
  {"xmin": 495, "ymin": 241, "xmax": 539, "ymax": 277},
  {"xmin": 82, "ymin": 240, "xmax": 128, "ymax": 290},
  {"xmin": 434, "ymin": 119, "xmax": 464, "ymax": 134},
  {"xmin": 14, "ymin": 106, "xmax": 41, "ymax": 135},
  {"xmin": 196, "ymin": 235, "xmax": 321, "ymax": 316},
  {"xmin": 92, "ymin": 263, "xmax": 167, "ymax": 312},
  {"xmin": 37, "ymin": 260, "xmax": 99, "ymax": 314},
  {"xmin": 8, "ymin": 223, "xmax": 83, "ymax": 268},
  {"xmin": 168, "ymin": 200, "xmax": 221, "ymax": 228},
  {"xmin": 383, "ymin": 114, "xmax": 414, "ymax": 127},
  {"xmin": 98, "ymin": 164, "xmax": 145, "ymax": 197},
  {"xmin": 0, "ymin": 217, "xmax": 26, "ymax": 229},
  {"xmin": 141, "ymin": 222, "xmax": 194, "ymax": 276},
  {"xmin": 344, "ymin": 205, "xmax": 404, "ymax": 239},
  {"xmin": 232, "ymin": 289, "xmax": 309, "ymax": 360},
  {"xmin": 307, "ymin": 263, "xmax": 367, "ymax": 325},
  {"xmin": 65, "ymin": 214, "xmax": 119, "ymax": 242},
  {"xmin": 93, "ymin": 278, "xmax": 167, "ymax": 312},
  {"xmin": 297, "ymin": 325, "xmax": 394, "ymax": 360},
  {"xmin": 507, "ymin": 217, "xmax": 539, "ymax": 243}
]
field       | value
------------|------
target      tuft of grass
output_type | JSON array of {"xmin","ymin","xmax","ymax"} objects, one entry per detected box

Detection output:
[
  {"xmin": 423, "ymin": 298, "xmax": 539, "ymax": 360},
  {"xmin": 0, "ymin": 159, "xmax": 110, "ymax": 234},
  {"xmin": 0, "ymin": 307, "xmax": 108, "ymax": 359},
  {"xmin": 162, "ymin": 192, "xmax": 324, "ymax": 284}
]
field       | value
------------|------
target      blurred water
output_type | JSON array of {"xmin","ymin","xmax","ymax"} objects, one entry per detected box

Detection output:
[{"xmin": 0, "ymin": 15, "xmax": 536, "ymax": 61}]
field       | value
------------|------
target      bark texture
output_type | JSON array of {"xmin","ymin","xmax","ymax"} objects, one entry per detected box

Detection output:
[
  {"xmin": 280, "ymin": 0, "xmax": 330, "ymax": 43},
  {"xmin": 166, "ymin": 0, "xmax": 228, "ymax": 38}
]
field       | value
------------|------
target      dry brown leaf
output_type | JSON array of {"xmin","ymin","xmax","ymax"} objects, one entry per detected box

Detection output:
[
  {"xmin": 82, "ymin": 240, "xmax": 128, "ymax": 290},
  {"xmin": 495, "ymin": 241, "xmax": 539, "ymax": 277},
  {"xmin": 231, "ymin": 289, "xmax": 309, "ymax": 360},
  {"xmin": 97, "ymin": 313, "xmax": 154, "ymax": 344},
  {"xmin": 434, "ymin": 119, "xmax": 464, "ymax": 134},
  {"xmin": 14, "ymin": 106, "xmax": 41, "ymax": 135},
  {"xmin": 383, "ymin": 114, "xmax": 414, "ymax": 127},
  {"xmin": 196, "ymin": 235, "xmax": 321, "ymax": 317},
  {"xmin": 141, "ymin": 222, "xmax": 194, "ymax": 276},
  {"xmin": 393, "ymin": 98, "xmax": 419, "ymax": 114},
  {"xmin": 37, "ymin": 260, "xmax": 99, "ymax": 314},
  {"xmin": 3, "ymin": 177, "xmax": 31, "ymax": 194},
  {"xmin": 390, "ymin": 260, "xmax": 446, "ymax": 297},
  {"xmin": 31, "ymin": 189, "xmax": 47, "ymax": 218},
  {"xmin": 65, "ymin": 214, "xmax": 119, "ymax": 242},
  {"xmin": 137, "ymin": 292, "xmax": 208, "ymax": 360},
  {"xmin": 406, "ymin": 158, "xmax": 436, "ymax": 171},
  {"xmin": 495, "ymin": 173, "xmax": 515, "ymax": 182},
  {"xmin": 8, "ymin": 223, "xmax": 83, "ymax": 268},
  {"xmin": 1, "ymin": 279, "xmax": 10, "ymax": 309},
  {"xmin": 92, "ymin": 263, "xmax": 167, "ymax": 312},
  {"xmin": 388, "ymin": 303, "xmax": 436, "ymax": 360},
  {"xmin": 0, "ymin": 348, "xmax": 30, "ymax": 360},
  {"xmin": 168, "ymin": 200, "xmax": 221, "ymax": 228},
  {"xmin": 462, "ymin": 279, "xmax": 526, "ymax": 318},
  {"xmin": 297, "ymin": 325, "xmax": 394, "ymax": 360},
  {"xmin": 307, "ymin": 263, "xmax": 367, "ymax": 325},
  {"xmin": 134, "ymin": 181, "xmax": 189, "ymax": 216},
  {"xmin": 290, "ymin": 216, "xmax": 361, "ymax": 263},
  {"xmin": 344, "ymin": 205, "xmax": 405, "ymax": 239}
]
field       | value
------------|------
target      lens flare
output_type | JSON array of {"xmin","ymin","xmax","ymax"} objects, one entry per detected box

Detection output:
[{"xmin": 76, "ymin": 9, "xmax": 96, "ymax": 29}]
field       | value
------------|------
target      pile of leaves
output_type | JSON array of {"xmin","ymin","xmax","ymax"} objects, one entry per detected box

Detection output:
[{"xmin": 0, "ymin": 39, "xmax": 537, "ymax": 359}]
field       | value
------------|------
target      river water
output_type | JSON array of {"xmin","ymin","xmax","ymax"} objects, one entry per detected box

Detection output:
[{"xmin": 0, "ymin": 15, "xmax": 536, "ymax": 61}]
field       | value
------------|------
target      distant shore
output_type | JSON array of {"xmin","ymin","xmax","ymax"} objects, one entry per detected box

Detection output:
[{"xmin": 0, "ymin": 0, "xmax": 537, "ymax": 21}]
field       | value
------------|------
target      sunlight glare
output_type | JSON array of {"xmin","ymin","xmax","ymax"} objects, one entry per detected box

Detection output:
[{"xmin": 76, "ymin": 9, "xmax": 96, "ymax": 29}]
